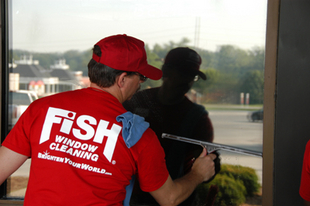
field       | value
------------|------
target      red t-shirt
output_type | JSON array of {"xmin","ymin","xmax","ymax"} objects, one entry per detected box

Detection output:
[
  {"xmin": 300, "ymin": 140, "xmax": 310, "ymax": 201},
  {"xmin": 3, "ymin": 88, "xmax": 169, "ymax": 206}
]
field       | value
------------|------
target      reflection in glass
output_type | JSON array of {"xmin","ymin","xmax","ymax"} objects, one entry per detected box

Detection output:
[{"xmin": 6, "ymin": 0, "xmax": 267, "ymax": 204}]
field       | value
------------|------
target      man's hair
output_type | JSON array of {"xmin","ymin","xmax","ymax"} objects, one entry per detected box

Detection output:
[{"xmin": 88, "ymin": 45, "xmax": 133, "ymax": 87}]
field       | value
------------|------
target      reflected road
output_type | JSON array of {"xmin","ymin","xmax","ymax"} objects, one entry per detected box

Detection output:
[{"xmin": 209, "ymin": 110, "xmax": 263, "ymax": 184}]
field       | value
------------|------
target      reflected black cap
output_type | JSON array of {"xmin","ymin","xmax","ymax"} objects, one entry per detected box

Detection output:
[{"xmin": 163, "ymin": 47, "xmax": 207, "ymax": 80}]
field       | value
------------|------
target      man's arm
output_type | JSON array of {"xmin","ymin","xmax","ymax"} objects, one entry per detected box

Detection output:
[
  {"xmin": 150, "ymin": 148, "xmax": 215, "ymax": 206},
  {"xmin": 0, "ymin": 146, "xmax": 28, "ymax": 185}
]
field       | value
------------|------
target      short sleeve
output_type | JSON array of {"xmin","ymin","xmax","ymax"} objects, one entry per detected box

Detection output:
[
  {"xmin": 135, "ymin": 129, "xmax": 169, "ymax": 192},
  {"xmin": 300, "ymin": 140, "xmax": 310, "ymax": 201},
  {"xmin": 2, "ymin": 106, "xmax": 33, "ymax": 157}
]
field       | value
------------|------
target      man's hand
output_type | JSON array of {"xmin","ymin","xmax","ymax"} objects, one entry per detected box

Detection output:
[
  {"xmin": 190, "ymin": 148, "xmax": 216, "ymax": 182},
  {"xmin": 150, "ymin": 148, "xmax": 216, "ymax": 206}
]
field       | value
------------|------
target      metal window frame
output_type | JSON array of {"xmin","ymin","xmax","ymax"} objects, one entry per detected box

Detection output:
[
  {"xmin": 0, "ymin": 0, "xmax": 10, "ymax": 199},
  {"xmin": 0, "ymin": 1, "xmax": 278, "ymax": 205}
]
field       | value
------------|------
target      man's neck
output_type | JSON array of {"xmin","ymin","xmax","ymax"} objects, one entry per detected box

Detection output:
[
  {"xmin": 90, "ymin": 83, "xmax": 110, "ymax": 93},
  {"xmin": 90, "ymin": 83, "xmax": 123, "ymax": 103}
]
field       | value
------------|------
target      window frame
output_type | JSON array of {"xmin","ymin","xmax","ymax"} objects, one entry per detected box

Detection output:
[
  {"xmin": 0, "ymin": 0, "xmax": 277, "ymax": 205},
  {"xmin": 262, "ymin": 0, "xmax": 279, "ymax": 205},
  {"xmin": 0, "ymin": 0, "xmax": 11, "ymax": 200}
]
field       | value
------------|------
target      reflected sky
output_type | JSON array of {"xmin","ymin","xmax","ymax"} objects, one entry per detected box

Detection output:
[{"xmin": 10, "ymin": 0, "xmax": 267, "ymax": 53}]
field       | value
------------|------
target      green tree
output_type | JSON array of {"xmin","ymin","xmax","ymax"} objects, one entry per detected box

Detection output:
[
  {"xmin": 247, "ymin": 46, "xmax": 265, "ymax": 72},
  {"xmin": 214, "ymin": 45, "xmax": 250, "ymax": 77},
  {"xmin": 152, "ymin": 37, "xmax": 191, "ymax": 60},
  {"xmin": 214, "ymin": 72, "xmax": 239, "ymax": 103},
  {"xmin": 239, "ymin": 70, "xmax": 264, "ymax": 104},
  {"xmin": 192, "ymin": 68, "xmax": 220, "ymax": 94},
  {"xmin": 142, "ymin": 45, "xmax": 164, "ymax": 89},
  {"xmin": 63, "ymin": 50, "xmax": 90, "ymax": 75},
  {"xmin": 198, "ymin": 49, "xmax": 216, "ymax": 70},
  {"xmin": 80, "ymin": 49, "xmax": 93, "ymax": 76},
  {"xmin": 11, "ymin": 38, "xmax": 265, "ymax": 104}
]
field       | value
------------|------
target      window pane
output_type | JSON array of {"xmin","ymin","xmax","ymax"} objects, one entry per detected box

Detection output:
[{"xmin": 7, "ymin": 0, "xmax": 267, "ymax": 204}]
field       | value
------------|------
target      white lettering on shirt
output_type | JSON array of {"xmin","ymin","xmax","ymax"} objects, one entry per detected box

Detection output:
[{"xmin": 39, "ymin": 107, "xmax": 122, "ymax": 162}]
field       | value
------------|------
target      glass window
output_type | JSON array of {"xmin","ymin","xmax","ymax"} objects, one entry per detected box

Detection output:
[{"xmin": 4, "ymin": 0, "xmax": 267, "ymax": 204}]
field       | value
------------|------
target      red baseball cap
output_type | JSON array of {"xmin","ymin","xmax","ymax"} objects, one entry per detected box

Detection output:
[{"xmin": 92, "ymin": 34, "xmax": 162, "ymax": 80}]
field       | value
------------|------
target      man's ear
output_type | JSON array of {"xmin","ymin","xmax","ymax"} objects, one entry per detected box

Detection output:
[{"xmin": 116, "ymin": 72, "xmax": 128, "ymax": 88}]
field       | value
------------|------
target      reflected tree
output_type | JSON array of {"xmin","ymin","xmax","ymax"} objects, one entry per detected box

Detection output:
[{"xmin": 239, "ymin": 70, "xmax": 264, "ymax": 104}]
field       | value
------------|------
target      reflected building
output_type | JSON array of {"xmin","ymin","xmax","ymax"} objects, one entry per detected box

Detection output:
[{"xmin": 9, "ymin": 55, "xmax": 85, "ymax": 96}]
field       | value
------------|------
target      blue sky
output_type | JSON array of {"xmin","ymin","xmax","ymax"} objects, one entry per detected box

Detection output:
[{"xmin": 11, "ymin": 0, "xmax": 268, "ymax": 53}]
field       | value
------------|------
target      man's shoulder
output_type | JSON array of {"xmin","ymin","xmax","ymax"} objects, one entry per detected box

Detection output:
[
  {"xmin": 187, "ymin": 102, "xmax": 208, "ymax": 116},
  {"xmin": 124, "ymin": 87, "xmax": 159, "ymax": 112},
  {"xmin": 136, "ymin": 128, "xmax": 159, "ymax": 147},
  {"xmin": 133, "ymin": 87, "xmax": 159, "ymax": 99},
  {"xmin": 30, "ymin": 89, "xmax": 90, "ymax": 111},
  {"xmin": 42, "ymin": 89, "xmax": 83, "ymax": 99},
  {"xmin": 141, "ymin": 128, "xmax": 158, "ymax": 141}
]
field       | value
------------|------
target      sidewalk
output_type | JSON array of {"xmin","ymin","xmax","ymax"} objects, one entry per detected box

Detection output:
[{"xmin": 204, "ymin": 104, "xmax": 262, "ymax": 110}]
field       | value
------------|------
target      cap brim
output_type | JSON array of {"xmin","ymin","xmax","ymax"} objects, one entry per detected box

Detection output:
[
  {"xmin": 180, "ymin": 67, "xmax": 207, "ymax": 81},
  {"xmin": 139, "ymin": 64, "xmax": 163, "ymax": 80},
  {"xmin": 198, "ymin": 71, "xmax": 207, "ymax": 80}
]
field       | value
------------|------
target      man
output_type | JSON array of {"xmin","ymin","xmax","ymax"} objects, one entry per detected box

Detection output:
[
  {"xmin": 123, "ymin": 47, "xmax": 218, "ymax": 205},
  {"xmin": 300, "ymin": 140, "xmax": 310, "ymax": 206},
  {"xmin": 0, "ymin": 34, "xmax": 216, "ymax": 206}
]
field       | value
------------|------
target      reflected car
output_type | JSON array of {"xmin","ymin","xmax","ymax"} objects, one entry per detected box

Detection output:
[{"xmin": 247, "ymin": 109, "xmax": 263, "ymax": 122}]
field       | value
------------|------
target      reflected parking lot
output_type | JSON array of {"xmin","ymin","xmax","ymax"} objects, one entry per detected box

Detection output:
[{"xmin": 209, "ymin": 109, "xmax": 263, "ymax": 184}]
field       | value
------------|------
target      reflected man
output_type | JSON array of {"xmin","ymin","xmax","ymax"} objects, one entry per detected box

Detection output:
[{"xmin": 124, "ymin": 47, "xmax": 219, "ymax": 206}]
